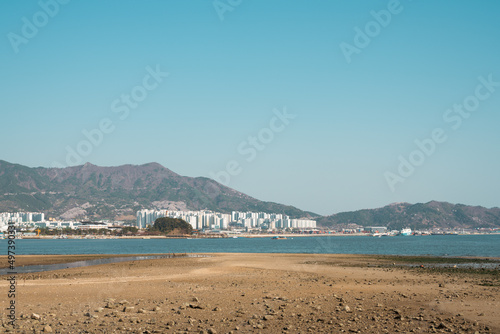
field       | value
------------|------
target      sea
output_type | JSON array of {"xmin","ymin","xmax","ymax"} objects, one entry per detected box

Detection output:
[{"xmin": 3, "ymin": 234, "xmax": 499, "ymax": 257}]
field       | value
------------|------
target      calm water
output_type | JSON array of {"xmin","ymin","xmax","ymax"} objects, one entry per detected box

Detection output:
[
  {"xmin": 0, "ymin": 254, "xmax": 200, "ymax": 275},
  {"xmin": 2, "ymin": 235, "xmax": 499, "ymax": 257}
]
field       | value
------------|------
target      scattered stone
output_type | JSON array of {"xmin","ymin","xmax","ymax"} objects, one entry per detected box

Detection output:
[
  {"xmin": 105, "ymin": 303, "xmax": 116, "ymax": 309},
  {"xmin": 436, "ymin": 322, "xmax": 448, "ymax": 330},
  {"xmin": 189, "ymin": 304, "xmax": 204, "ymax": 309},
  {"xmin": 43, "ymin": 325, "xmax": 53, "ymax": 332},
  {"xmin": 31, "ymin": 313, "xmax": 40, "ymax": 320},
  {"xmin": 123, "ymin": 306, "xmax": 135, "ymax": 313}
]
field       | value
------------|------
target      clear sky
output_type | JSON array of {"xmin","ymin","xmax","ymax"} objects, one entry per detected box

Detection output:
[{"xmin": 1, "ymin": 0, "xmax": 499, "ymax": 216}]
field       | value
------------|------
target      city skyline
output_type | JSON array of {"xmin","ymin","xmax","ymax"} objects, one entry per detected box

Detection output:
[
  {"xmin": 1, "ymin": 1, "xmax": 500, "ymax": 215},
  {"xmin": 136, "ymin": 209, "xmax": 317, "ymax": 230}
]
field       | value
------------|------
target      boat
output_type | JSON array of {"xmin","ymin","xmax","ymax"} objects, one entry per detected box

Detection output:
[
  {"xmin": 400, "ymin": 228, "xmax": 412, "ymax": 236},
  {"xmin": 272, "ymin": 236, "xmax": 287, "ymax": 240}
]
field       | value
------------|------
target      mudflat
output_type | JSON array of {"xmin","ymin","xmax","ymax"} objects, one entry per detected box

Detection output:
[{"xmin": 1, "ymin": 253, "xmax": 498, "ymax": 333}]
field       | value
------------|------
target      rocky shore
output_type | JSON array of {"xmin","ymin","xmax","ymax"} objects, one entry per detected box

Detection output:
[{"xmin": 1, "ymin": 253, "xmax": 498, "ymax": 333}]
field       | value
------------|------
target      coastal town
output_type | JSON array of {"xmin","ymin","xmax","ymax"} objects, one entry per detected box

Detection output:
[{"xmin": 1, "ymin": 211, "xmax": 498, "ymax": 239}]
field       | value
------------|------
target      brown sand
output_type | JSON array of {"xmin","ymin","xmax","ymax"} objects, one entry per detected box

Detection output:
[{"xmin": 1, "ymin": 253, "xmax": 498, "ymax": 333}]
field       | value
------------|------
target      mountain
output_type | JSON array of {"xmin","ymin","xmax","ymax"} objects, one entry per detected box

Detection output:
[
  {"xmin": 0, "ymin": 160, "xmax": 317, "ymax": 221},
  {"xmin": 316, "ymin": 201, "xmax": 500, "ymax": 230}
]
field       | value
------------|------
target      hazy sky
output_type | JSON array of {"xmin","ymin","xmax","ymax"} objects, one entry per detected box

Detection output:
[{"xmin": 1, "ymin": 1, "xmax": 499, "ymax": 215}]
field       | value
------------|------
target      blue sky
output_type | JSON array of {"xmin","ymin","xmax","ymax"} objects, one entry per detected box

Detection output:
[{"xmin": 1, "ymin": 0, "xmax": 499, "ymax": 215}]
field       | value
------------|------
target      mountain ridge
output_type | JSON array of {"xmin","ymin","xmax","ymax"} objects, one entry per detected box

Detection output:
[
  {"xmin": 0, "ymin": 160, "xmax": 317, "ymax": 221},
  {"xmin": 316, "ymin": 200, "xmax": 500, "ymax": 230},
  {"xmin": 2, "ymin": 160, "xmax": 499, "ymax": 229}
]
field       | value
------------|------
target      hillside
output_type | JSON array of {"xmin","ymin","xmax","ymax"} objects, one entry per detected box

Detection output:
[
  {"xmin": 316, "ymin": 201, "xmax": 500, "ymax": 230},
  {"xmin": 0, "ymin": 160, "xmax": 316, "ymax": 221}
]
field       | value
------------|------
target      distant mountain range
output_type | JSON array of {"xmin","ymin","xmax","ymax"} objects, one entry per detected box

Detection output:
[
  {"xmin": 1, "ymin": 160, "xmax": 499, "ymax": 229},
  {"xmin": 0, "ymin": 160, "xmax": 316, "ymax": 221},
  {"xmin": 316, "ymin": 201, "xmax": 500, "ymax": 230}
]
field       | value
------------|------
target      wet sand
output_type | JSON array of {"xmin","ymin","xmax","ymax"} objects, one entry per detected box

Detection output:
[{"xmin": 1, "ymin": 253, "xmax": 498, "ymax": 333}]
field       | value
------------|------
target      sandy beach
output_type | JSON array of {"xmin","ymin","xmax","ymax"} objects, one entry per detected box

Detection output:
[{"xmin": 1, "ymin": 253, "xmax": 499, "ymax": 333}]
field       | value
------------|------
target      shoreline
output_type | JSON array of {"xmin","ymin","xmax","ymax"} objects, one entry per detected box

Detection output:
[
  {"xmin": 11, "ymin": 232, "xmax": 500, "ymax": 240},
  {"xmin": 2, "ymin": 252, "xmax": 499, "ymax": 271}
]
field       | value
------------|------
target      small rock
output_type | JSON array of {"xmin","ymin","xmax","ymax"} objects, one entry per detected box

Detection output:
[
  {"xmin": 31, "ymin": 313, "xmax": 41, "ymax": 320},
  {"xmin": 123, "ymin": 306, "xmax": 135, "ymax": 313},
  {"xmin": 43, "ymin": 325, "xmax": 53, "ymax": 332},
  {"xmin": 436, "ymin": 323, "xmax": 448, "ymax": 329},
  {"xmin": 189, "ymin": 304, "xmax": 204, "ymax": 309},
  {"xmin": 344, "ymin": 305, "xmax": 351, "ymax": 313}
]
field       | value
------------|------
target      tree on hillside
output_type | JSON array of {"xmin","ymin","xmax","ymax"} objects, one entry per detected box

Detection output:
[{"xmin": 150, "ymin": 217, "xmax": 193, "ymax": 235}]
